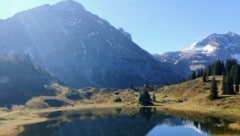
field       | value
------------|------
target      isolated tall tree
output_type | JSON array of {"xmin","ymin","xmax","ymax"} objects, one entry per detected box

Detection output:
[
  {"xmin": 139, "ymin": 90, "xmax": 153, "ymax": 106},
  {"xmin": 209, "ymin": 77, "xmax": 218, "ymax": 100},
  {"xmin": 202, "ymin": 72, "xmax": 207, "ymax": 82}
]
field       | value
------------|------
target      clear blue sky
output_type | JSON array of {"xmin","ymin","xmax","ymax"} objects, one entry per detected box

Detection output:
[{"xmin": 0, "ymin": 0, "xmax": 240, "ymax": 54}]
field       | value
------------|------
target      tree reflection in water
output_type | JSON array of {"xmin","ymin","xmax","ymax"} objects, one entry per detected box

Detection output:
[{"xmin": 20, "ymin": 108, "xmax": 240, "ymax": 136}]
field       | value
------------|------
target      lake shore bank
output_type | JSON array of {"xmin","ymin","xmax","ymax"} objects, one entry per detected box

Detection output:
[{"xmin": 1, "ymin": 101, "xmax": 240, "ymax": 136}]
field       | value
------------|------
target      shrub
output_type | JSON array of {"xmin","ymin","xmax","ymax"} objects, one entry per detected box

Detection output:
[{"xmin": 113, "ymin": 97, "xmax": 122, "ymax": 102}]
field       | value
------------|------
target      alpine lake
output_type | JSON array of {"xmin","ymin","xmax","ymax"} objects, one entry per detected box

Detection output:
[{"xmin": 19, "ymin": 107, "xmax": 240, "ymax": 136}]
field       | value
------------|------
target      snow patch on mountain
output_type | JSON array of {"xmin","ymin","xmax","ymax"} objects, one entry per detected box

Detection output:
[
  {"xmin": 183, "ymin": 43, "xmax": 218, "ymax": 56},
  {"xmin": 155, "ymin": 32, "xmax": 240, "ymax": 77},
  {"xmin": 202, "ymin": 44, "xmax": 218, "ymax": 54}
]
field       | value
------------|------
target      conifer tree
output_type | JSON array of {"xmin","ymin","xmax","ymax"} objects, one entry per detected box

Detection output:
[
  {"xmin": 213, "ymin": 60, "xmax": 225, "ymax": 75},
  {"xmin": 207, "ymin": 65, "xmax": 212, "ymax": 76},
  {"xmin": 226, "ymin": 59, "xmax": 237, "ymax": 74},
  {"xmin": 139, "ymin": 90, "xmax": 153, "ymax": 106},
  {"xmin": 233, "ymin": 65, "xmax": 240, "ymax": 92},
  {"xmin": 209, "ymin": 77, "xmax": 218, "ymax": 100},
  {"xmin": 197, "ymin": 69, "xmax": 204, "ymax": 77},
  {"xmin": 202, "ymin": 72, "xmax": 207, "ymax": 82},
  {"xmin": 222, "ymin": 74, "xmax": 226, "ymax": 93},
  {"xmin": 222, "ymin": 74, "xmax": 235, "ymax": 94},
  {"xmin": 182, "ymin": 77, "xmax": 186, "ymax": 82},
  {"xmin": 220, "ymin": 60, "xmax": 225, "ymax": 74},
  {"xmin": 191, "ymin": 71, "xmax": 197, "ymax": 80}
]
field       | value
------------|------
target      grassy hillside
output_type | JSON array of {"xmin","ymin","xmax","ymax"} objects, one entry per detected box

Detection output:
[
  {"xmin": 0, "ymin": 55, "xmax": 141, "ymax": 108},
  {"xmin": 25, "ymin": 76, "xmax": 240, "ymax": 115},
  {"xmin": 2, "ymin": 76, "xmax": 240, "ymax": 136},
  {"xmin": 26, "ymin": 84, "xmax": 140, "ymax": 109},
  {"xmin": 153, "ymin": 76, "xmax": 240, "ymax": 119}
]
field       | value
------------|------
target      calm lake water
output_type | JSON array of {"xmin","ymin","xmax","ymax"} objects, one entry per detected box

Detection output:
[{"xmin": 19, "ymin": 108, "xmax": 240, "ymax": 136}]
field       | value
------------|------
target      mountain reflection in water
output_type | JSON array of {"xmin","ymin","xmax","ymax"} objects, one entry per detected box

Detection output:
[{"xmin": 19, "ymin": 108, "xmax": 240, "ymax": 136}]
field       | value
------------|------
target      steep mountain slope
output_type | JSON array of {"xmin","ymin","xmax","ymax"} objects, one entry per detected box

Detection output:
[
  {"xmin": 0, "ymin": 55, "xmax": 62, "ymax": 106},
  {"xmin": 155, "ymin": 32, "xmax": 240, "ymax": 76},
  {"xmin": 0, "ymin": 0, "xmax": 180, "ymax": 88}
]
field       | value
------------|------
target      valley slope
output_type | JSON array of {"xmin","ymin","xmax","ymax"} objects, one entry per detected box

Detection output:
[{"xmin": 0, "ymin": 55, "xmax": 62, "ymax": 107}]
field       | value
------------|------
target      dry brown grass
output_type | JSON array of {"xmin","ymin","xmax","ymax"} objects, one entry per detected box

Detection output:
[
  {"xmin": 229, "ymin": 122, "xmax": 240, "ymax": 130},
  {"xmin": 0, "ymin": 107, "xmax": 47, "ymax": 136},
  {"xmin": 2, "ymin": 76, "xmax": 240, "ymax": 135},
  {"xmin": 153, "ymin": 76, "xmax": 240, "ymax": 120}
]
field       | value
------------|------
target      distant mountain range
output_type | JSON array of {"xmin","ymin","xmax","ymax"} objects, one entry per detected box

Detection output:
[
  {"xmin": 0, "ymin": 0, "xmax": 239, "ymax": 91},
  {"xmin": 154, "ymin": 32, "xmax": 240, "ymax": 77},
  {"xmin": 0, "ymin": 0, "xmax": 181, "ymax": 88}
]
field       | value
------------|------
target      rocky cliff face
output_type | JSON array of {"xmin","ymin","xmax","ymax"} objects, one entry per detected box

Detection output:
[{"xmin": 0, "ymin": 0, "xmax": 180, "ymax": 88}]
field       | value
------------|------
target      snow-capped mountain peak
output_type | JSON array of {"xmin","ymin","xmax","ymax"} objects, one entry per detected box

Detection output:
[{"xmin": 155, "ymin": 32, "xmax": 240, "ymax": 76}]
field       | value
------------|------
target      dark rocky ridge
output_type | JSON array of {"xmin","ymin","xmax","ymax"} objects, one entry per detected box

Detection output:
[{"xmin": 0, "ymin": 55, "xmax": 61, "ymax": 106}]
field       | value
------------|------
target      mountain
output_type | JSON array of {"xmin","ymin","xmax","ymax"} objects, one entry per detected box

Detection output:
[
  {"xmin": 0, "ymin": 0, "xmax": 180, "ymax": 88},
  {"xmin": 0, "ymin": 55, "xmax": 62, "ymax": 107},
  {"xmin": 155, "ymin": 32, "xmax": 240, "ymax": 76}
]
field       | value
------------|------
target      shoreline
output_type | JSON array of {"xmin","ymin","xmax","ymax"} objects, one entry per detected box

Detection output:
[{"xmin": 1, "ymin": 103, "xmax": 240, "ymax": 136}]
